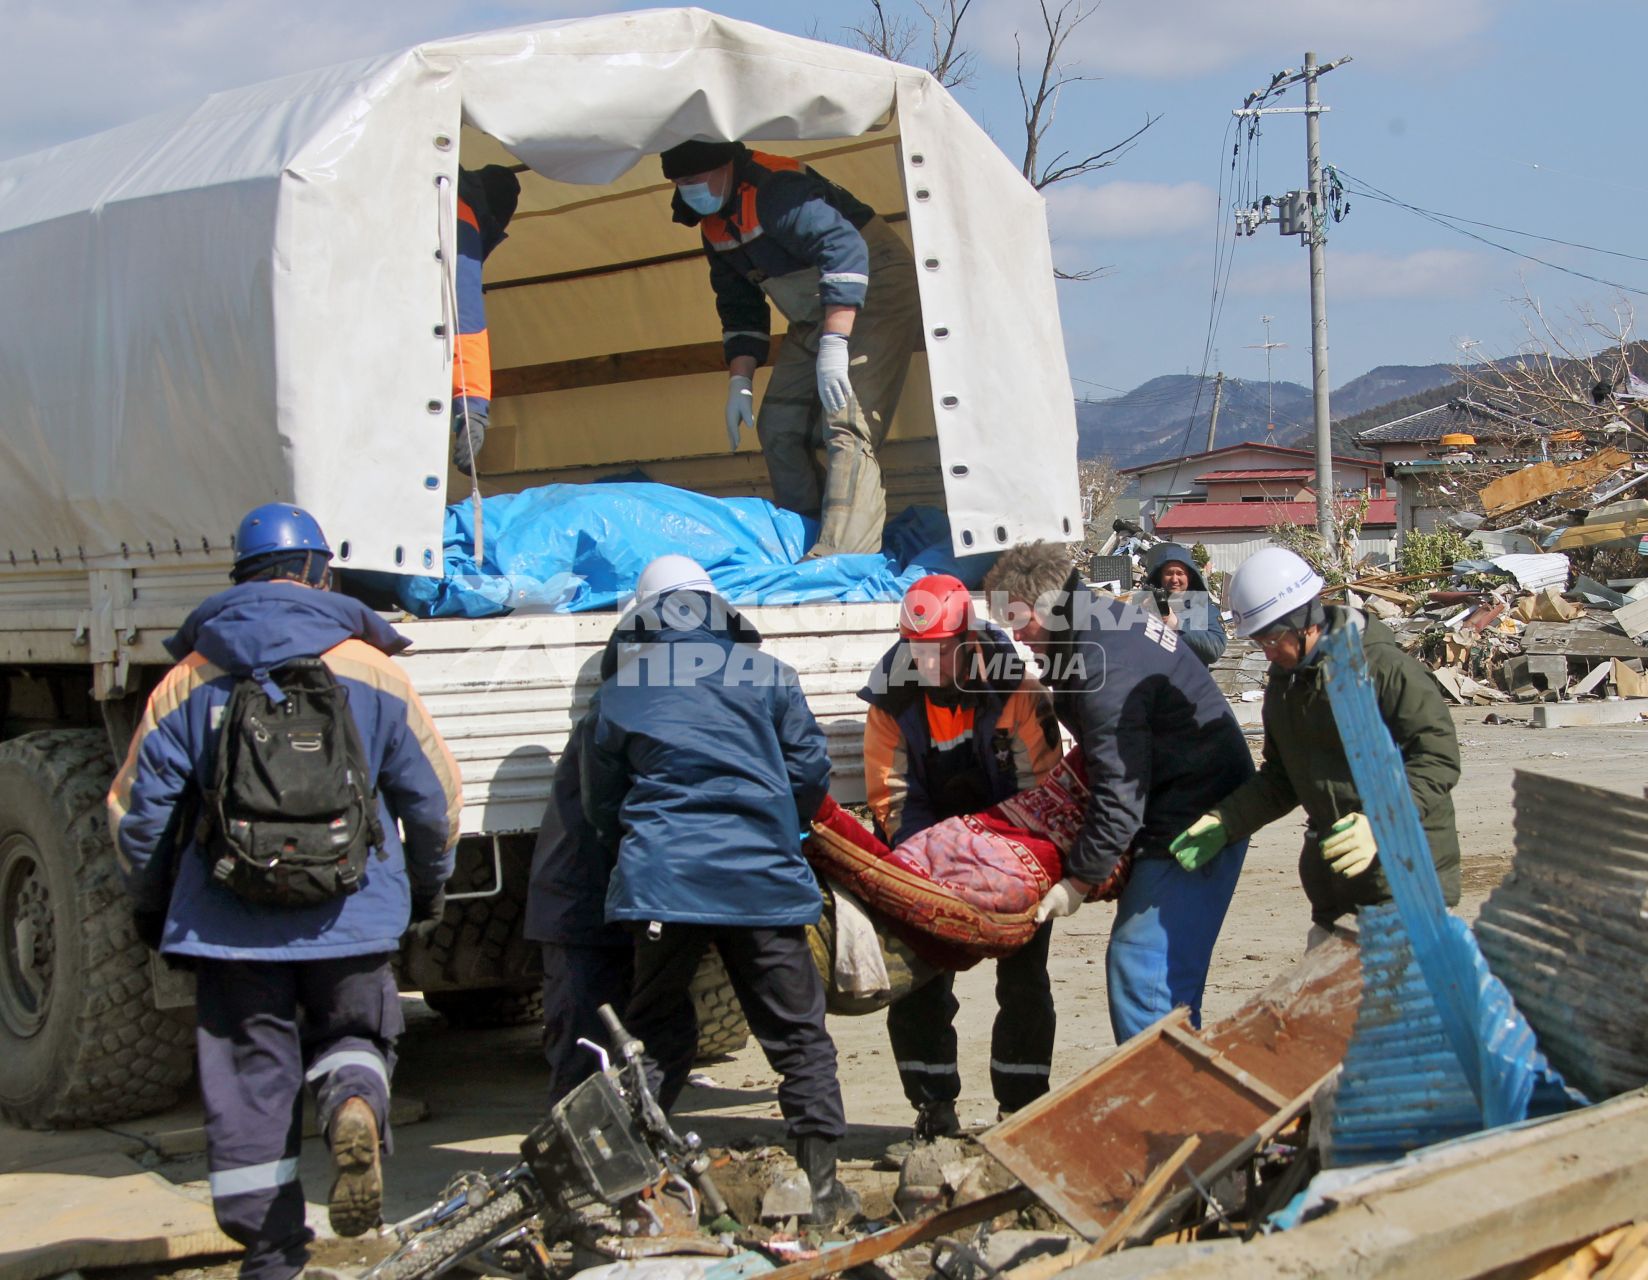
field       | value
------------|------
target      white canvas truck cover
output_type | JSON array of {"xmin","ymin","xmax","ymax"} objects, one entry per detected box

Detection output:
[{"xmin": 0, "ymin": 8, "xmax": 1078, "ymax": 578}]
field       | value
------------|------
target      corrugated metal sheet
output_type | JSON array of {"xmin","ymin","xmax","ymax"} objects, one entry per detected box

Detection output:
[
  {"xmin": 1317, "ymin": 625, "xmax": 1581, "ymax": 1149},
  {"xmin": 398, "ymin": 601, "xmax": 901, "ymax": 834},
  {"xmin": 1475, "ymin": 770, "xmax": 1648, "ymax": 1101},
  {"xmin": 1326, "ymin": 905, "xmax": 1484, "ymax": 1167}
]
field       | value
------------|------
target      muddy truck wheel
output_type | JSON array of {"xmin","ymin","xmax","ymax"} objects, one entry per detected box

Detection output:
[
  {"xmin": 0, "ymin": 729, "xmax": 194, "ymax": 1127},
  {"xmin": 422, "ymin": 985, "xmax": 543, "ymax": 1029},
  {"xmin": 690, "ymin": 948, "xmax": 749, "ymax": 1061}
]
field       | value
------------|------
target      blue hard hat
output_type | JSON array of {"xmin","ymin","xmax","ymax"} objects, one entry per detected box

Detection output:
[{"xmin": 234, "ymin": 503, "xmax": 331, "ymax": 565}]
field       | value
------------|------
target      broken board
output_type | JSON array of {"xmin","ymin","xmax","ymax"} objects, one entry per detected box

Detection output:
[{"xmin": 980, "ymin": 939, "xmax": 1360, "ymax": 1240}]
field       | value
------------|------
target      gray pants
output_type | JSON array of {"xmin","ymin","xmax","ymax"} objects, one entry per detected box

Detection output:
[{"xmin": 758, "ymin": 217, "xmax": 922, "ymax": 557}]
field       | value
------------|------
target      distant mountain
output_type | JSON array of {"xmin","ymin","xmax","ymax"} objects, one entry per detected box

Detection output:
[{"xmin": 1077, "ymin": 363, "xmax": 1461, "ymax": 469}]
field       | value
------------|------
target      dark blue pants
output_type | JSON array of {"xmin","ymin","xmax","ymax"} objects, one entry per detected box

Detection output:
[
  {"xmin": 887, "ymin": 919, "xmax": 1055, "ymax": 1113},
  {"xmin": 1106, "ymin": 841, "xmax": 1248, "ymax": 1042},
  {"xmin": 540, "ymin": 941, "xmax": 634, "ymax": 1107},
  {"xmin": 623, "ymin": 924, "xmax": 846, "ymax": 1140},
  {"xmin": 195, "ymin": 954, "xmax": 401, "ymax": 1280}
]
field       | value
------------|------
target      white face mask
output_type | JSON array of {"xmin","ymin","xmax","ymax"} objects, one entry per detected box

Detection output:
[{"xmin": 677, "ymin": 180, "xmax": 725, "ymax": 215}]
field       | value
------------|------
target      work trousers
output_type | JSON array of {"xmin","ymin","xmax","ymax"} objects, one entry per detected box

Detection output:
[
  {"xmin": 757, "ymin": 217, "xmax": 921, "ymax": 557},
  {"xmin": 195, "ymin": 954, "xmax": 400, "ymax": 1280},
  {"xmin": 1105, "ymin": 841, "xmax": 1249, "ymax": 1043},
  {"xmin": 623, "ymin": 924, "xmax": 847, "ymax": 1140},
  {"xmin": 540, "ymin": 941, "xmax": 635, "ymax": 1107},
  {"xmin": 887, "ymin": 919, "xmax": 1056, "ymax": 1114}
]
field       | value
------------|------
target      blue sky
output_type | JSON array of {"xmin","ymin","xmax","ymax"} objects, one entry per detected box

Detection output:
[{"xmin": 6, "ymin": 0, "xmax": 1643, "ymax": 398}]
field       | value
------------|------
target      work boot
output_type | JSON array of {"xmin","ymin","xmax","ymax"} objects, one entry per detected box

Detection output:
[
  {"xmin": 914, "ymin": 1100, "xmax": 962, "ymax": 1142},
  {"xmin": 327, "ymin": 1096, "xmax": 382, "ymax": 1238},
  {"xmin": 796, "ymin": 1134, "xmax": 861, "ymax": 1228}
]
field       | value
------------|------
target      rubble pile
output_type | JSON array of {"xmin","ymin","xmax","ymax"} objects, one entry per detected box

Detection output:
[{"xmin": 1323, "ymin": 449, "xmax": 1648, "ymax": 707}]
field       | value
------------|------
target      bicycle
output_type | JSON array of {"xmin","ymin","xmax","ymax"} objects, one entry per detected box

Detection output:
[{"xmin": 364, "ymin": 1005, "xmax": 728, "ymax": 1280}]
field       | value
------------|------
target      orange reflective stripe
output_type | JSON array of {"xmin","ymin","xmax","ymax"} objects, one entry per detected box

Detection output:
[
  {"xmin": 456, "ymin": 197, "xmax": 480, "ymax": 233},
  {"xmin": 452, "ymin": 329, "xmax": 492, "ymax": 402},
  {"xmin": 748, "ymin": 150, "xmax": 803, "ymax": 173},
  {"xmin": 862, "ymin": 706, "xmax": 907, "ymax": 837},
  {"xmin": 107, "ymin": 652, "xmax": 219, "ymax": 855},
  {"xmin": 924, "ymin": 702, "xmax": 977, "ymax": 753}
]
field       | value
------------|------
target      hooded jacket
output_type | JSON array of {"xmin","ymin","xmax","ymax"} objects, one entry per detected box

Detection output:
[
  {"xmin": 858, "ymin": 623, "xmax": 1060, "ymax": 843},
  {"xmin": 1211, "ymin": 606, "xmax": 1461, "ymax": 925},
  {"xmin": 108, "ymin": 581, "xmax": 463, "ymax": 960},
  {"xmin": 1134, "ymin": 543, "xmax": 1227, "ymax": 667},
  {"xmin": 582, "ymin": 591, "xmax": 832, "ymax": 927},
  {"xmin": 1041, "ymin": 574, "xmax": 1254, "ymax": 886},
  {"xmin": 671, "ymin": 145, "xmax": 876, "ymax": 367}
]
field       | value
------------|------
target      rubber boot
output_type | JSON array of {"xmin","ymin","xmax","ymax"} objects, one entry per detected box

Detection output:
[
  {"xmin": 796, "ymin": 1134, "xmax": 861, "ymax": 1228},
  {"xmin": 914, "ymin": 1100, "xmax": 962, "ymax": 1141}
]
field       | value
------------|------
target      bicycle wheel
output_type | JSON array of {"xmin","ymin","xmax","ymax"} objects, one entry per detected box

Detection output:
[{"xmin": 371, "ymin": 1186, "xmax": 535, "ymax": 1280}]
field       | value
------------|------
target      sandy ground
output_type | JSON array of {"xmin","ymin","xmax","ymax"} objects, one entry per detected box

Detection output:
[{"xmin": 18, "ymin": 707, "xmax": 1648, "ymax": 1278}]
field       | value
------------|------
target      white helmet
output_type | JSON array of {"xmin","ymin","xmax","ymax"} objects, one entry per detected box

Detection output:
[
  {"xmin": 1228, "ymin": 547, "xmax": 1325, "ymax": 638},
  {"xmin": 633, "ymin": 554, "xmax": 715, "ymax": 608}
]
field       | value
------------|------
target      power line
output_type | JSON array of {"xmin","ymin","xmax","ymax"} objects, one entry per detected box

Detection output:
[{"xmin": 1331, "ymin": 167, "xmax": 1648, "ymax": 297}]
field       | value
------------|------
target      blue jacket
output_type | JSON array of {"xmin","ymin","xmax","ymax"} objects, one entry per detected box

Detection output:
[
  {"xmin": 524, "ymin": 707, "xmax": 628, "ymax": 948},
  {"xmin": 109, "ymin": 582, "xmax": 463, "ymax": 960},
  {"xmin": 671, "ymin": 146, "xmax": 875, "ymax": 367},
  {"xmin": 582, "ymin": 593, "xmax": 832, "ymax": 927},
  {"xmin": 1138, "ymin": 542, "xmax": 1228, "ymax": 667},
  {"xmin": 1042, "ymin": 574, "xmax": 1253, "ymax": 884}
]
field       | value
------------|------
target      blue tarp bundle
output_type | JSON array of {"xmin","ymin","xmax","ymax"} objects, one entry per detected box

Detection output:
[{"xmin": 395, "ymin": 482, "xmax": 989, "ymax": 618}]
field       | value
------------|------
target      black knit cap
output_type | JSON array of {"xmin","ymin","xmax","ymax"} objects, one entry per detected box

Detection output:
[{"xmin": 660, "ymin": 139, "xmax": 741, "ymax": 180}]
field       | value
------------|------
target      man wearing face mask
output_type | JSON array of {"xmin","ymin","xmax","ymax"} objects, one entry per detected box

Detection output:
[
  {"xmin": 660, "ymin": 139, "xmax": 922, "ymax": 559},
  {"xmin": 860, "ymin": 575, "xmax": 1061, "ymax": 1138}
]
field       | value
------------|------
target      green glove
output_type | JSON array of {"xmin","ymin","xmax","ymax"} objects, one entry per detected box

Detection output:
[{"xmin": 1170, "ymin": 813, "xmax": 1228, "ymax": 871}]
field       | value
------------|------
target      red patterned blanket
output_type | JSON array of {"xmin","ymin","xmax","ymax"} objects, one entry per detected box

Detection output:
[{"xmin": 806, "ymin": 749, "xmax": 1091, "ymax": 967}]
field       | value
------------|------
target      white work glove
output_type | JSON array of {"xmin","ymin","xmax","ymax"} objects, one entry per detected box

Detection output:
[
  {"xmin": 1034, "ymin": 877, "xmax": 1086, "ymax": 924},
  {"xmin": 725, "ymin": 375, "xmax": 755, "ymax": 451},
  {"xmin": 1321, "ymin": 812, "xmax": 1378, "ymax": 879},
  {"xmin": 815, "ymin": 332, "xmax": 853, "ymax": 416}
]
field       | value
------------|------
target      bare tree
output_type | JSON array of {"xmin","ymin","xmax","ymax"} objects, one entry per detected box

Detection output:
[
  {"xmin": 1455, "ymin": 291, "xmax": 1648, "ymax": 445},
  {"xmin": 842, "ymin": 1, "xmax": 1156, "ymax": 282},
  {"xmin": 1015, "ymin": 1, "xmax": 1155, "ymax": 191}
]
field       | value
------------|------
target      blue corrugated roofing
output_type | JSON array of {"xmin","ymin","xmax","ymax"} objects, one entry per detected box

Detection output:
[{"xmin": 1316, "ymin": 625, "xmax": 1583, "ymax": 1166}]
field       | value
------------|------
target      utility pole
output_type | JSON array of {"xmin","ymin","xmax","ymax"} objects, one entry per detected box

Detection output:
[
  {"xmin": 1234, "ymin": 53, "xmax": 1352, "ymax": 544},
  {"xmin": 1304, "ymin": 53, "xmax": 1333, "ymax": 542},
  {"xmin": 1206, "ymin": 371, "xmax": 1225, "ymax": 452}
]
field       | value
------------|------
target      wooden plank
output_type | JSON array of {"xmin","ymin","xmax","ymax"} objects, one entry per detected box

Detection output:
[
  {"xmin": 757, "ymin": 1187, "xmax": 1033, "ymax": 1280},
  {"xmin": 1101, "ymin": 1089, "xmax": 1648, "ymax": 1279},
  {"xmin": 1479, "ymin": 449, "xmax": 1631, "ymax": 518},
  {"xmin": 493, "ymin": 338, "xmax": 779, "ymax": 399}
]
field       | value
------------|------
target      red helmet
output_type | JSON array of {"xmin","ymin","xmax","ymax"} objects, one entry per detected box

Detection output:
[{"xmin": 899, "ymin": 574, "xmax": 975, "ymax": 640}]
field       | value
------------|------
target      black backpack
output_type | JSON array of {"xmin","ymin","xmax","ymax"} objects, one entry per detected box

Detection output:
[{"xmin": 200, "ymin": 658, "xmax": 386, "ymax": 907}]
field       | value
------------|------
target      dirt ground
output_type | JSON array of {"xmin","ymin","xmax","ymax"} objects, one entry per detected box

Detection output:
[{"xmin": 22, "ymin": 707, "xmax": 1648, "ymax": 1278}]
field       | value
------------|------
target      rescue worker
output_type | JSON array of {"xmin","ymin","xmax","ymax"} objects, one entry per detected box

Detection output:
[
  {"xmin": 861, "ymin": 574, "xmax": 1061, "ymax": 1137},
  {"xmin": 1132, "ymin": 543, "xmax": 1227, "ymax": 666},
  {"xmin": 524, "ymin": 707, "xmax": 635, "ymax": 1107},
  {"xmin": 982, "ymin": 541, "xmax": 1254, "ymax": 1042},
  {"xmin": 660, "ymin": 140, "xmax": 921, "ymax": 558},
  {"xmin": 1169, "ymin": 547, "xmax": 1461, "ymax": 943},
  {"xmin": 581, "ymin": 555, "xmax": 857, "ymax": 1224},
  {"xmin": 109, "ymin": 504, "xmax": 462, "ymax": 1280},
  {"xmin": 451, "ymin": 164, "xmax": 522, "ymax": 475}
]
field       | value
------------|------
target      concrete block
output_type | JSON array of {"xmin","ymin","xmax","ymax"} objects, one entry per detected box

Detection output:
[
  {"xmin": 1500, "ymin": 653, "xmax": 1569, "ymax": 691},
  {"xmin": 1531, "ymin": 701, "xmax": 1648, "ymax": 728},
  {"xmin": 981, "ymin": 1230, "xmax": 1072, "ymax": 1271}
]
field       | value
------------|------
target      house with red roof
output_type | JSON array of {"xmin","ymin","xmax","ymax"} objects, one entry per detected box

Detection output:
[{"xmin": 1119, "ymin": 442, "xmax": 1393, "ymax": 573}]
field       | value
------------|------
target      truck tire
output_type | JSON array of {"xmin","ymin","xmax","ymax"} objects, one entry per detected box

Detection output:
[
  {"xmin": 423, "ymin": 985, "xmax": 542, "ymax": 1029},
  {"xmin": 0, "ymin": 729, "xmax": 194, "ymax": 1127},
  {"xmin": 690, "ymin": 949, "xmax": 749, "ymax": 1061}
]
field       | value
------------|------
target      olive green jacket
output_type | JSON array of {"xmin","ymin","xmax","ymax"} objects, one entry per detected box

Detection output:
[{"xmin": 1212, "ymin": 606, "xmax": 1461, "ymax": 925}]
